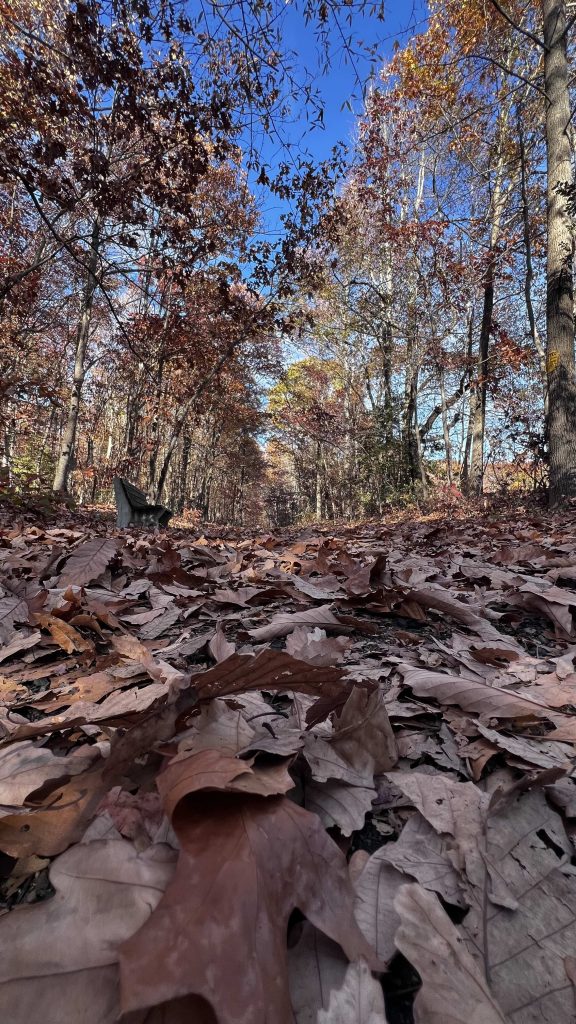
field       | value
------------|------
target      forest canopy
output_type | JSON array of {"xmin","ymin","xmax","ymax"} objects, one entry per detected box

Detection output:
[{"xmin": 2, "ymin": 0, "xmax": 576, "ymax": 521}]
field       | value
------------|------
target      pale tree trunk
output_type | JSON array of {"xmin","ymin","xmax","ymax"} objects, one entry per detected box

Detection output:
[
  {"xmin": 518, "ymin": 105, "xmax": 547, "ymax": 415},
  {"xmin": 402, "ymin": 150, "xmax": 426, "ymax": 489},
  {"xmin": 53, "ymin": 220, "xmax": 100, "ymax": 492},
  {"xmin": 439, "ymin": 369, "xmax": 453, "ymax": 486},
  {"xmin": 461, "ymin": 307, "xmax": 475, "ymax": 489},
  {"xmin": 467, "ymin": 143, "xmax": 508, "ymax": 497},
  {"xmin": 467, "ymin": 253, "xmax": 495, "ymax": 495},
  {"xmin": 315, "ymin": 440, "xmax": 322, "ymax": 519},
  {"xmin": 543, "ymin": 0, "xmax": 576, "ymax": 504}
]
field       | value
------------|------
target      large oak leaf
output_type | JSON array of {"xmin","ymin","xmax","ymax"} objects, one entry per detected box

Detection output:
[
  {"xmin": 0, "ymin": 838, "xmax": 177, "ymax": 1024},
  {"xmin": 120, "ymin": 762, "xmax": 380, "ymax": 1021}
]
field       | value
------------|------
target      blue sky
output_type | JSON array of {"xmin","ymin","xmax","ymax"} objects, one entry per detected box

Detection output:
[
  {"xmin": 278, "ymin": 0, "xmax": 428, "ymax": 161},
  {"xmin": 244, "ymin": 0, "xmax": 428, "ymax": 243}
]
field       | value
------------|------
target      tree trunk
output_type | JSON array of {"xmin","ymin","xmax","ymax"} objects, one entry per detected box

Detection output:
[
  {"xmin": 461, "ymin": 307, "xmax": 475, "ymax": 489},
  {"xmin": 52, "ymin": 220, "xmax": 100, "ymax": 492},
  {"xmin": 439, "ymin": 369, "xmax": 453, "ymax": 486},
  {"xmin": 467, "ymin": 253, "xmax": 495, "ymax": 496},
  {"xmin": 315, "ymin": 440, "xmax": 322, "ymax": 519},
  {"xmin": 543, "ymin": 0, "xmax": 576, "ymax": 504},
  {"xmin": 518, "ymin": 105, "xmax": 548, "ymax": 416},
  {"xmin": 178, "ymin": 431, "xmax": 192, "ymax": 513}
]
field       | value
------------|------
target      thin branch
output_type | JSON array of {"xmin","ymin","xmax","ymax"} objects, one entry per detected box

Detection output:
[{"xmin": 486, "ymin": 0, "xmax": 547, "ymax": 50}]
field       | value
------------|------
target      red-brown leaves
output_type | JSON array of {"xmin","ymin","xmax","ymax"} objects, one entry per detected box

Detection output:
[
  {"xmin": 192, "ymin": 648, "xmax": 361, "ymax": 702},
  {"xmin": 2, "ymin": 511, "xmax": 576, "ymax": 1023},
  {"xmin": 58, "ymin": 537, "xmax": 118, "ymax": 588},
  {"xmin": 120, "ymin": 791, "xmax": 380, "ymax": 1022}
]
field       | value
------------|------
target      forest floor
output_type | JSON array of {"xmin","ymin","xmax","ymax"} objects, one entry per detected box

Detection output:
[{"xmin": 0, "ymin": 498, "xmax": 575, "ymax": 1023}]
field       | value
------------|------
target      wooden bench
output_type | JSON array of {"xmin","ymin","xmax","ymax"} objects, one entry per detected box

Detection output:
[{"xmin": 113, "ymin": 477, "xmax": 173, "ymax": 529}]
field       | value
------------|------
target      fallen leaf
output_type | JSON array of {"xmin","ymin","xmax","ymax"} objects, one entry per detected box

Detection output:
[
  {"xmin": 58, "ymin": 537, "xmax": 118, "ymax": 588},
  {"xmin": 305, "ymin": 779, "xmax": 376, "ymax": 837},
  {"xmin": 208, "ymin": 626, "xmax": 236, "ymax": 663},
  {"xmin": 401, "ymin": 666, "xmax": 555, "ymax": 720},
  {"xmin": 0, "ymin": 839, "xmax": 176, "ymax": 1024},
  {"xmin": 288, "ymin": 922, "xmax": 348, "ymax": 1024},
  {"xmin": 317, "ymin": 958, "xmax": 388, "ymax": 1023},
  {"xmin": 394, "ymin": 883, "xmax": 508, "ymax": 1024},
  {"xmin": 120, "ymin": 793, "xmax": 381, "ymax": 1021},
  {"xmin": 0, "ymin": 741, "xmax": 100, "ymax": 804},
  {"xmin": 286, "ymin": 626, "xmax": 352, "ymax": 665},
  {"xmin": 193, "ymin": 649, "xmax": 365, "ymax": 702},
  {"xmin": 0, "ymin": 596, "xmax": 30, "ymax": 643}
]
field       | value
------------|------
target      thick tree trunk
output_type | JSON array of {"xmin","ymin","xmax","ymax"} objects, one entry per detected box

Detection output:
[
  {"xmin": 543, "ymin": 0, "xmax": 576, "ymax": 504},
  {"xmin": 52, "ymin": 220, "xmax": 100, "ymax": 492}
]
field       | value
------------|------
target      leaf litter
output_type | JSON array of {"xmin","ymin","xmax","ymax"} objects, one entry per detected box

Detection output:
[{"xmin": 0, "ymin": 507, "xmax": 575, "ymax": 1022}]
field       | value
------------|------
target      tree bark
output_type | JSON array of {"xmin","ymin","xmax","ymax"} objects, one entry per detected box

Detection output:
[
  {"xmin": 315, "ymin": 440, "xmax": 322, "ymax": 519},
  {"xmin": 543, "ymin": 0, "xmax": 576, "ymax": 504},
  {"xmin": 467, "ymin": 252, "xmax": 495, "ymax": 496},
  {"xmin": 52, "ymin": 220, "xmax": 100, "ymax": 492},
  {"xmin": 518, "ymin": 104, "xmax": 547, "ymax": 416}
]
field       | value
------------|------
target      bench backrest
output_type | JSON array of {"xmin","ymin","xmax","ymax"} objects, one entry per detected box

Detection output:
[
  {"xmin": 113, "ymin": 477, "xmax": 172, "ymax": 528},
  {"xmin": 116, "ymin": 478, "xmax": 150, "ymax": 510}
]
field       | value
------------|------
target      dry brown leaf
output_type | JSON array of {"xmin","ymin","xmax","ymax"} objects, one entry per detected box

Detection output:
[
  {"xmin": 193, "ymin": 649, "xmax": 363, "ymax": 702},
  {"xmin": 317, "ymin": 959, "xmax": 388, "ymax": 1024},
  {"xmin": 288, "ymin": 922, "xmax": 348, "ymax": 1024},
  {"xmin": 248, "ymin": 604, "xmax": 377, "ymax": 641},
  {"xmin": 208, "ymin": 625, "xmax": 235, "ymax": 663},
  {"xmin": 157, "ymin": 747, "xmax": 295, "ymax": 808},
  {"xmin": 120, "ymin": 792, "xmax": 381, "ymax": 1021},
  {"xmin": 33, "ymin": 613, "xmax": 94, "ymax": 655},
  {"xmin": 332, "ymin": 687, "xmax": 398, "ymax": 774},
  {"xmin": 401, "ymin": 666, "xmax": 556, "ymax": 720},
  {"xmin": 0, "ymin": 741, "xmax": 100, "ymax": 804},
  {"xmin": 394, "ymin": 883, "xmax": 508, "ymax": 1024},
  {"xmin": 353, "ymin": 849, "xmax": 406, "ymax": 963},
  {"xmin": 58, "ymin": 537, "xmax": 118, "ymax": 588},
  {"xmin": 285, "ymin": 625, "xmax": 352, "ymax": 665},
  {"xmin": 305, "ymin": 779, "xmax": 376, "ymax": 837},
  {"xmin": 0, "ymin": 839, "xmax": 176, "ymax": 1024},
  {"xmin": 0, "ymin": 595, "xmax": 30, "ymax": 643}
]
